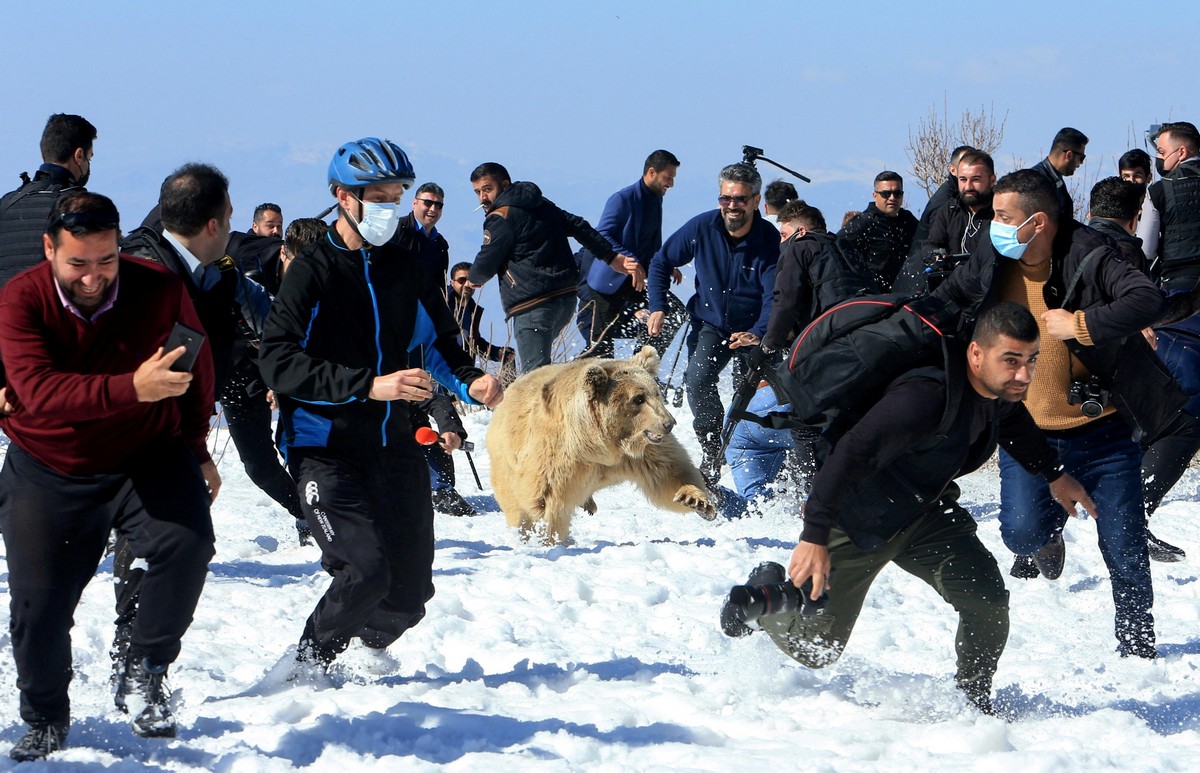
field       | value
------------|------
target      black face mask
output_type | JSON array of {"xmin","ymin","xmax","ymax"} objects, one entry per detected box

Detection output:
[
  {"xmin": 1156, "ymin": 156, "xmax": 1169, "ymax": 178},
  {"xmin": 74, "ymin": 156, "xmax": 90, "ymax": 187}
]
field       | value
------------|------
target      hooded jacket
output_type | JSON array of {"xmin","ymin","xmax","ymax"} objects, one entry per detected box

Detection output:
[{"xmin": 469, "ymin": 181, "xmax": 614, "ymax": 317}]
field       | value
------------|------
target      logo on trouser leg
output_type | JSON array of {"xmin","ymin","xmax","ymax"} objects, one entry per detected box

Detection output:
[
  {"xmin": 312, "ymin": 508, "xmax": 334, "ymax": 542},
  {"xmin": 305, "ymin": 481, "xmax": 319, "ymax": 505}
]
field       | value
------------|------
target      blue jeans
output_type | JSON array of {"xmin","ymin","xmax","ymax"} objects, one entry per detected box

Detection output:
[
  {"xmin": 725, "ymin": 385, "xmax": 795, "ymax": 498},
  {"xmin": 998, "ymin": 416, "xmax": 1153, "ymax": 649},
  {"xmin": 684, "ymin": 320, "xmax": 748, "ymax": 453},
  {"xmin": 511, "ymin": 295, "xmax": 577, "ymax": 373}
]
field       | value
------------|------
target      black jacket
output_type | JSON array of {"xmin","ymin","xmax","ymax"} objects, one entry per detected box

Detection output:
[
  {"xmin": 1029, "ymin": 158, "xmax": 1074, "ymax": 224},
  {"xmin": 893, "ymin": 176, "xmax": 959, "ymax": 293},
  {"xmin": 1087, "ymin": 217, "xmax": 1148, "ymax": 276},
  {"xmin": 227, "ymin": 230, "xmax": 284, "ymax": 295},
  {"xmin": 469, "ymin": 181, "xmax": 614, "ymax": 317},
  {"xmin": 836, "ymin": 203, "xmax": 918, "ymax": 291},
  {"xmin": 932, "ymin": 221, "xmax": 1185, "ymax": 442},
  {"xmin": 449, "ymin": 285, "xmax": 510, "ymax": 363},
  {"xmin": 0, "ymin": 164, "xmax": 83, "ymax": 288},
  {"xmin": 395, "ymin": 212, "xmax": 450, "ymax": 296},
  {"xmin": 259, "ymin": 226, "xmax": 483, "ymax": 459},
  {"xmin": 762, "ymin": 231, "xmax": 876, "ymax": 351},
  {"xmin": 803, "ymin": 356, "xmax": 1059, "ymax": 551},
  {"xmin": 923, "ymin": 196, "xmax": 994, "ymax": 259},
  {"xmin": 121, "ymin": 226, "xmax": 247, "ymax": 391}
]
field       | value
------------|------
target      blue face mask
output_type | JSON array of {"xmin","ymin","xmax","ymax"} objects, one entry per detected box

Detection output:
[{"xmin": 989, "ymin": 213, "xmax": 1036, "ymax": 260}]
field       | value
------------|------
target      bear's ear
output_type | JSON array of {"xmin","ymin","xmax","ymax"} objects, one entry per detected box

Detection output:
[
  {"xmin": 630, "ymin": 345, "xmax": 661, "ymax": 375},
  {"xmin": 584, "ymin": 365, "xmax": 613, "ymax": 401}
]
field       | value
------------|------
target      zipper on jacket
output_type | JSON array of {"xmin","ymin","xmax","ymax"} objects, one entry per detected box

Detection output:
[{"xmin": 361, "ymin": 249, "xmax": 390, "ymax": 447}]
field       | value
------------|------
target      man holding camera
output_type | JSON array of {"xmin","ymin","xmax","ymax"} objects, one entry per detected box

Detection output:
[
  {"xmin": 917, "ymin": 150, "xmax": 997, "ymax": 290},
  {"xmin": 724, "ymin": 302, "xmax": 1092, "ymax": 714},
  {"xmin": 932, "ymin": 170, "xmax": 1184, "ymax": 659}
]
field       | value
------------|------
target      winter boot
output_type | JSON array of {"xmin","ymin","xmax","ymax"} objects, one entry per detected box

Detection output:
[
  {"xmin": 432, "ymin": 488, "xmax": 476, "ymax": 516},
  {"xmin": 115, "ymin": 656, "xmax": 175, "ymax": 738},
  {"xmin": 1032, "ymin": 533, "xmax": 1066, "ymax": 580},
  {"xmin": 9, "ymin": 720, "xmax": 68, "ymax": 762}
]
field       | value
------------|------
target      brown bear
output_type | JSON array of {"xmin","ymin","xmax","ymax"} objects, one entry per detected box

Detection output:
[{"xmin": 486, "ymin": 346, "xmax": 716, "ymax": 544}]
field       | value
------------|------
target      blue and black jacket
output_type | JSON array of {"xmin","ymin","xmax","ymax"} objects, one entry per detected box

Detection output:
[{"xmin": 259, "ymin": 225, "xmax": 484, "ymax": 460}]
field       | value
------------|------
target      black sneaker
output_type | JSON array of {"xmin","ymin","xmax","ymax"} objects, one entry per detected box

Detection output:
[
  {"xmin": 295, "ymin": 517, "xmax": 313, "ymax": 546},
  {"xmin": 432, "ymin": 488, "xmax": 476, "ymax": 517},
  {"xmin": 115, "ymin": 656, "xmax": 175, "ymax": 738},
  {"xmin": 9, "ymin": 720, "xmax": 68, "ymax": 762},
  {"xmin": 1009, "ymin": 555, "xmax": 1040, "ymax": 580},
  {"xmin": 721, "ymin": 562, "xmax": 787, "ymax": 637},
  {"xmin": 1147, "ymin": 530, "xmax": 1186, "ymax": 563},
  {"xmin": 1032, "ymin": 533, "xmax": 1065, "ymax": 580}
]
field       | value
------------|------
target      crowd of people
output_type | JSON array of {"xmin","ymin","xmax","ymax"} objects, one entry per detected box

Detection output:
[{"xmin": 0, "ymin": 112, "xmax": 1197, "ymax": 757}]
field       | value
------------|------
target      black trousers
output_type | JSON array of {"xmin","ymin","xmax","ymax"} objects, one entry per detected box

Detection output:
[
  {"xmin": 760, "ymin": 499, "xmax": 1009, "ymax": 697},
  {"xmin": 290, "ymin": 446, "xmax": 435, "ymax": 655},
  {"xmin": 0, "ymin": 441, "xmax": 214, "ymax": 724},
  {"xmin": 220, "ymin": 372, "xmax": 303, "ymax": 519}
]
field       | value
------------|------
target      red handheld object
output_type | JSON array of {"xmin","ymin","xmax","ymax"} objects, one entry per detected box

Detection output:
[{"xmin": 415, "ymin": 427, "xmax": 440, "ymax": 445}]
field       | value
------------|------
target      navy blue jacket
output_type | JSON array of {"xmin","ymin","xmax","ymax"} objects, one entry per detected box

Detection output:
[
  {"xmin": 648, "ymin": 210, "xmax": 779, "ymax": 337},
  {"xmin": 260, "ymin": 226, "xmax": 483, "ymax": 460},
  {"xmin": 599, "ymin": 179, "xmax": 663, "ymax": 266}
]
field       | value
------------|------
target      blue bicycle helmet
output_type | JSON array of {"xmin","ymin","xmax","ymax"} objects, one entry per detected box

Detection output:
[{"xmin": 327, "ymin": 138, "xmax": 416, "ymax": 194}]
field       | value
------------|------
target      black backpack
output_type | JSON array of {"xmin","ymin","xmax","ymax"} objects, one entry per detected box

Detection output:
[
  {"xmin": 804, "ymin": 232, "xmax": 880, "ymax": 318},
  {"xmin": 723, "ymin": 293, "xmax": 962, "ymax": 448}
]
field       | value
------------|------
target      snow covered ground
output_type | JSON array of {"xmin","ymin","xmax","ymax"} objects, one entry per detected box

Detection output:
[{"xmin": 1, "ymin": 387, "xmax": 1199, "ymax": 772}]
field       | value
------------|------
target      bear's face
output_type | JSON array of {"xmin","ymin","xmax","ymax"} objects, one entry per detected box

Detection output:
[
  {"xmin": 612, "ymin": 373, "xmax": 677, "ymax": 457},
  {"xmin": 586, "ymin": 362, "xmax": 677, "ymax": 459}
]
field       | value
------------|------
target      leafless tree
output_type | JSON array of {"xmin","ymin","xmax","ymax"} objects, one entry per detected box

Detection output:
[{"xmin": 906, "ymin": 98, "xmax": 1009, "ymax": 196}]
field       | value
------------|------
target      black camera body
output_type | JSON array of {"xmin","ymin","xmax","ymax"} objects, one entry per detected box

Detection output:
[
  {"xmin": 1068, "ymin": 376, "xmax": 1110, "ymax": 418},
  {"xmin": 922, "ymin": 249, "xmax": 970, "ymax": 291},
  {"xmin": 724, "ymin": 581, "xmax": 826, "ymax": 630}
]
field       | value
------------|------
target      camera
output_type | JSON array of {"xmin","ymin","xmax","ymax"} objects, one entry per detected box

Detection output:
[
  {"xmin": 922, "ymin": 249, "xmax": 970, "ymax": 291},
  {"xmin": 1068, "ymin": 376, "xmax": 1110, "ymax": 418},
  {"xmin": 742, "ymin": 145, "xmax": 764, "ymax": 165},
  {"xmin": 722, "ymin": 580, "xmax": 826, "ymax": 632}
]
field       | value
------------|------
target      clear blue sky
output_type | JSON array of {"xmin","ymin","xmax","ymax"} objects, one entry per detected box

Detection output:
[{"xmin": 2, "ymin": 1, "xmax": 1196, "ymax": 345}]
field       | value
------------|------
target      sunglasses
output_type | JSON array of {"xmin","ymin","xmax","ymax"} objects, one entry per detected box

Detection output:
[
  {"xmin": 452, "ymin": 277, "xmax": 481, "ymax": 287},
  {"xmin": 874, "ymin": 190, "xmax": 904, "ymax": 199},
  {"xmin": 48, "ymin": 211, "xmax": 120, "ymax": 232},
  {"xmin": 415, "ymin": 198, "xmax": 445, "ymax": 209},
  {"xmin": 718, "ymin": 195, "xmax": 751, "ymax": 206}
]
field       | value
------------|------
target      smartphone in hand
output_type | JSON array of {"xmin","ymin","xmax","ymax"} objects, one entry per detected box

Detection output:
[{"xmin": 164, "ymin": 322, "xmax": 206, "ymax": 373}]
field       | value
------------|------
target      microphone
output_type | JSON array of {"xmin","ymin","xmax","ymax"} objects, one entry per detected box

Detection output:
[{"xmin": 415, "ymin": 427, "xmax": 440, "ymax": 445}]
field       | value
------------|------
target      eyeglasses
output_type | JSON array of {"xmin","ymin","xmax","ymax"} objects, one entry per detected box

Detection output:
[
  {"xmin": 718, "ymin": 195, "xmax": 751, "ymax": 206},
  {"xmin": 47, "ymin": 211, "xmax": 120, "ymax": 232},
  {"xmin": 415, "ymin": 198, "xmax": 445, "ymax": 209},
  {"xmin": 874, "ymin": 189, "xmax": 904, "ymax": 199}
]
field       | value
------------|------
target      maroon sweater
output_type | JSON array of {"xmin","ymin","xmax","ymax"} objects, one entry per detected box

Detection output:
[{"xmin": 0, "ymin": 256, "xmax": 214, "ymax": 475}]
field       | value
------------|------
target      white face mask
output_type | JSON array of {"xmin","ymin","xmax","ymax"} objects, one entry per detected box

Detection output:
[{"xmin": 350, "ymin": 196, "xmax": 402, "ymax": 246}]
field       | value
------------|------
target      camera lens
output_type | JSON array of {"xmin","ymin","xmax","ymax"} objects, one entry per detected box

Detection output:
[{"xmin": 1081, "ymin": 399, "xmax": 1103, "ymax": 418}]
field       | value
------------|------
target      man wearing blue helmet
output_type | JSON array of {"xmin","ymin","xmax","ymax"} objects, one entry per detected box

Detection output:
[{"xmin": 259, "ymin": 138, "xmax": 504, "ymax": 673}]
